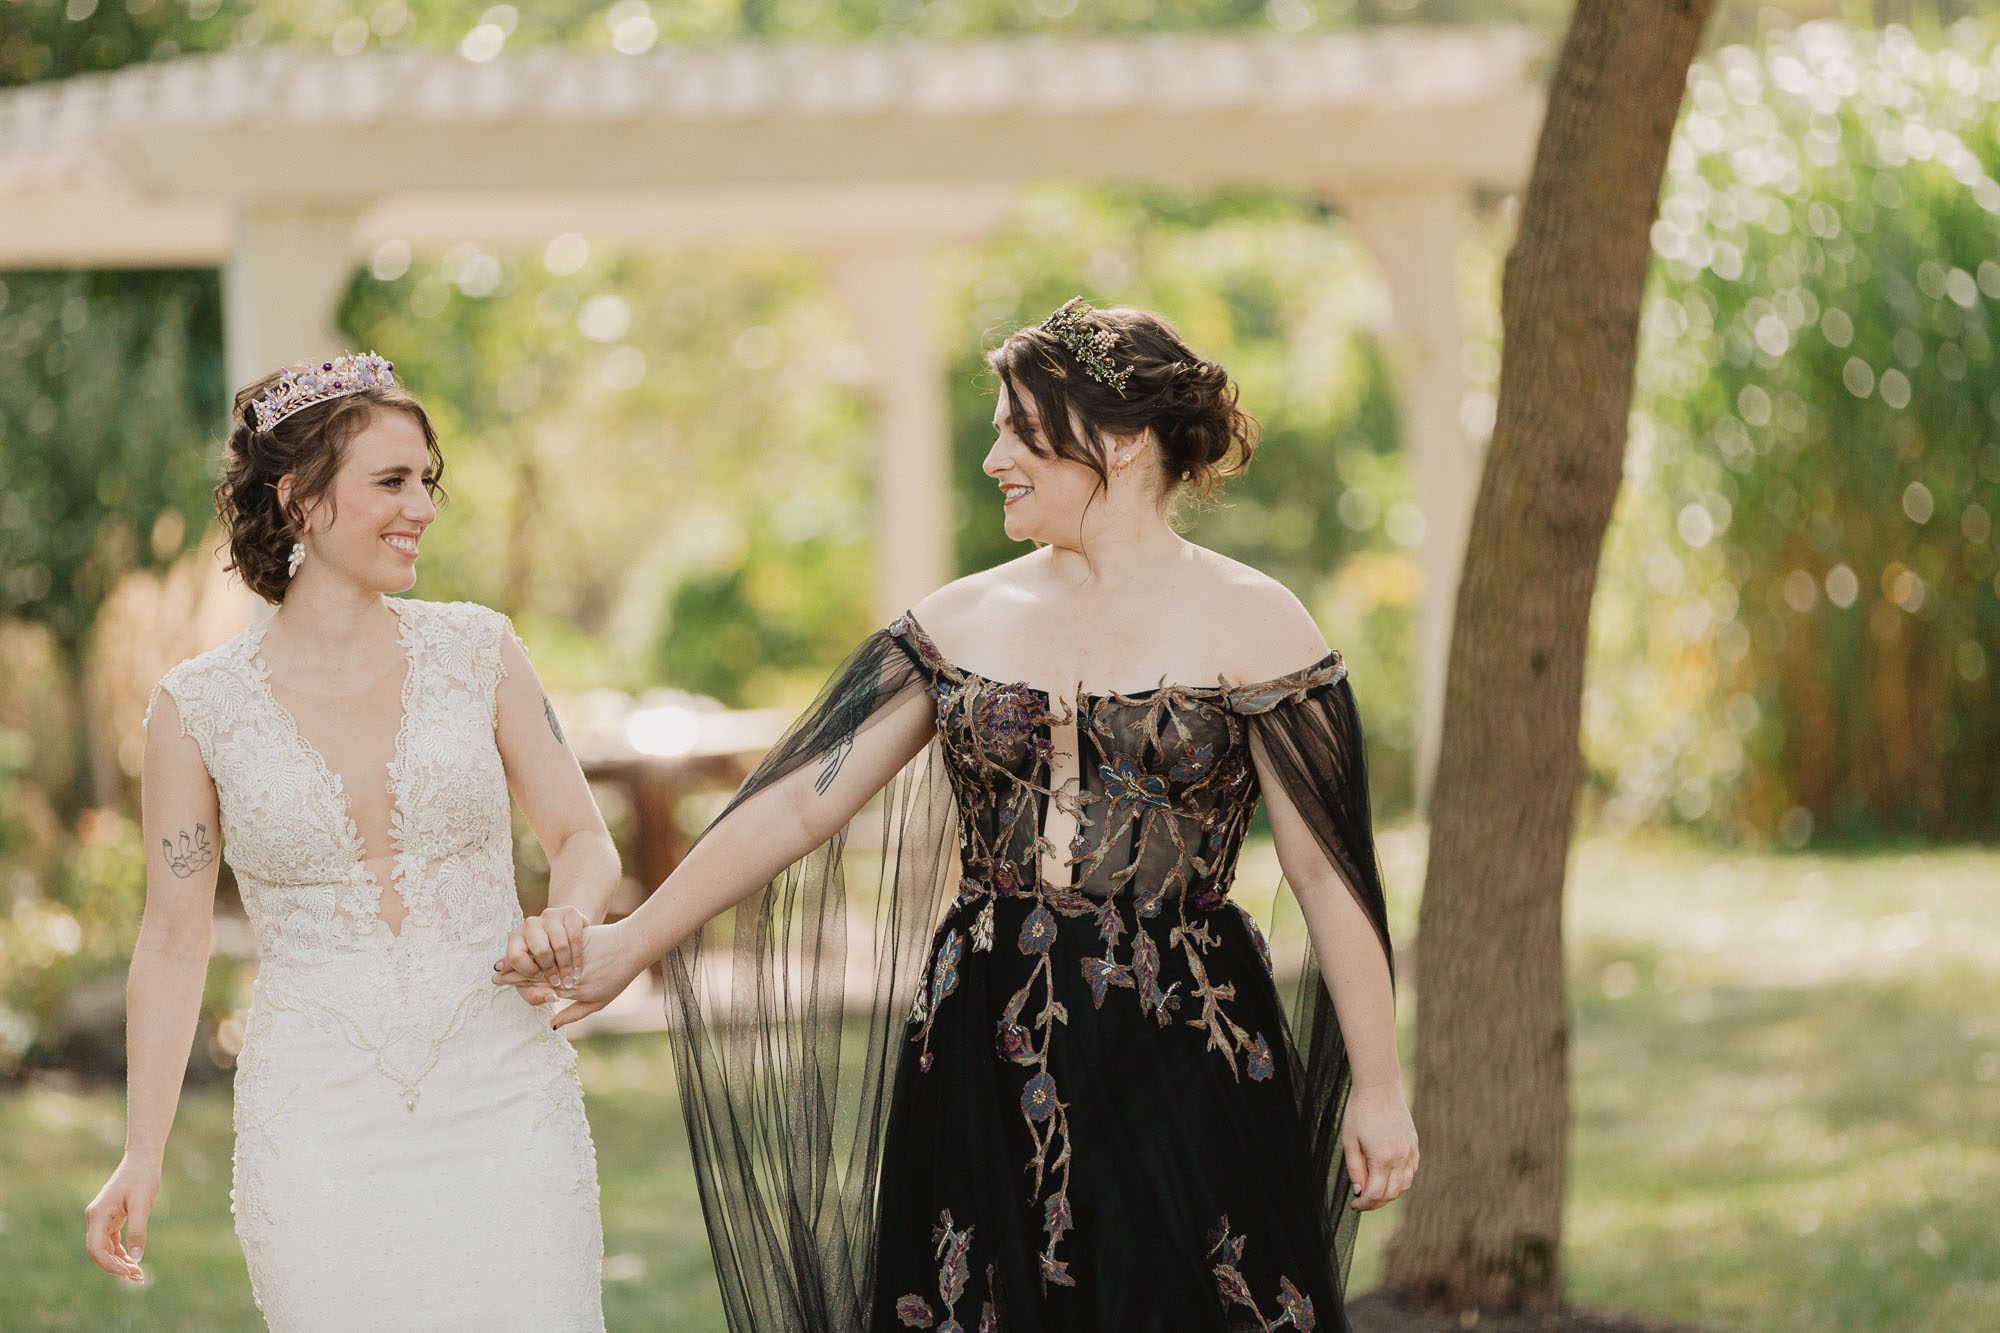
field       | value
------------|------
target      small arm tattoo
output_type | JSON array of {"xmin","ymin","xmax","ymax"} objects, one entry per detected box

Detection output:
[
  {"xmin": 544, "ymin": 696, "xmax": 566, "ymax": 746},
  {"xmin": 163, "ymin": 824, "xmax": 216, "ymax": 878}
]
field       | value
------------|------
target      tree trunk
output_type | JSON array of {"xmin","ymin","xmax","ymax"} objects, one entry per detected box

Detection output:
[{"xmin": 1380, "ymin": 0, "xmax": 1715, "ymax": 1313}]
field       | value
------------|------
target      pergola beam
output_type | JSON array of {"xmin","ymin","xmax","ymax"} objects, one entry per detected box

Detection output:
[{"xmin": 0, "ymin": 32, "xmax": 1547, "ymax": 810}]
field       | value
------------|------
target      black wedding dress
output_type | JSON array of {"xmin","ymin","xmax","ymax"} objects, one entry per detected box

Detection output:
[{"xmin": 664, "ymin": 612, "xmax": 1394, "ymax": 1333}]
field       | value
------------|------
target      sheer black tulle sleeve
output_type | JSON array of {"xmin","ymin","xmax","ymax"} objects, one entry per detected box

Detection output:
[
  {"xmin": 1236, "ymin": 667, "xmax": 1396, "ymax": 1290},
  {"xmin": 661, "ymin": 629, "xmax": 957, "ymax": 1333}
]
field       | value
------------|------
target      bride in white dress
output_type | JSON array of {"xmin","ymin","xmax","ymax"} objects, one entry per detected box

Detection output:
[{"xmin": 84, "ymin": 354, "xmax": 611, "ymax": 1330}]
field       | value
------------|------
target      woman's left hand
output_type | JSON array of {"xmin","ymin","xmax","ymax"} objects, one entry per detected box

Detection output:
[
  {"xmin": 495, "ymin": 921, "xmax": 649, "ymax": 1030},
  {"xmin": 1341, "ymin": 1081, "xmax": 1419, "ymax": 1211},
  {"xmin": 494, "ymin": 904, "xmax": 591, "ymax": 1006}
]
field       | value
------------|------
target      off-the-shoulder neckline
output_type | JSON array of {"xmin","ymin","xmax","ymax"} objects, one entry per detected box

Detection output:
[{"xmin": 890, "ymin": 610, "xmax": 1344, "ymax": 704}]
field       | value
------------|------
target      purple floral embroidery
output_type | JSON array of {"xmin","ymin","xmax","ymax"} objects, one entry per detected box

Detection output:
[
  {"xmin": 1101, "ymin": 754, "xmax": 1169, "ymax": 813},
  {"xmin": 1020, "ymin": 1071, "xmax": 1058, "ymax": 1122},
  {"xmin": 978, "ymin": 687, "xmax": 1042, "ymax": 742},
  {"xmin": 1247, "ymin": 1034, "xmax": 1275, "ymax": 1082},
  {"xmin": 1171, "ymin": 742, "xmax": 1215, "ymax": 784},
  {"xmin": 1018, "ymin": 904, "xmax": 1056, "ymax": 954},
  {"xmin": 996, "ymin": 1018, "xmax": 1035, "ymax": 1064},
  {"xmin": 898, "ymin": 1210, "xmax": 983, "ymax": 1330},
  {"xmin": 1132, "ymin": 928, "xmax": 1178, "ymax": 1023},
  {"xmin": 1277, "ymin": 1277, "xmax": 1316, "ymax": 1330},
  {"xmin": 912, "ymin": 929, "xmax": 966, "ymax": 1074},
  {"xmin": 931, "ymin": 931, "xmax": 963, "ymax": 1009},
  {"xmin": 1209, "ymin": 1216, "xmax": 1315, "ymax": 1331},
  {"xmin": 1079, "ymin": 955, "xmax": 1132, "ymax": 1008}
]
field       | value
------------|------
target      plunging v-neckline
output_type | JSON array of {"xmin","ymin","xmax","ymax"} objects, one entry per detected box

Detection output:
[{"xmin": 245, "ymin": 599, "xmax": 419, "ymax": 940}]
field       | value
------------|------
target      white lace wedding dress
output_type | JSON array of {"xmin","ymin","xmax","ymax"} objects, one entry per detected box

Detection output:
[{"xmin": 150, "ymin": 598, "xmax": 605, "ymax": 1331}]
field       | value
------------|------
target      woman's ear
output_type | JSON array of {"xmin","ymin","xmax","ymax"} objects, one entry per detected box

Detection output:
[
  {"xmin": 1110, "ymin": 432, "xmax": 1155, "ymax": 473},
  {"xmin": 275, "ymin": 473, "xmax": 306, "ymax": 535}
]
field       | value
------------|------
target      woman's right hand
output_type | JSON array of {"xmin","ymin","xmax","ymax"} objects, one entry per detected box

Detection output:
[
  {"xmin": 85, "ymin": 1154, "xmax": 160, "ymax": 1283},
  {"xmin": 495, "ymin": 920, "xmax": 652, "ymax": 1031}
]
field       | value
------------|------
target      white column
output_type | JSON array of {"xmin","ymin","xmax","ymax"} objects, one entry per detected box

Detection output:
[
  {"xmin": 1344, "ymin": 186, "xmax": 1476, "ymax": 812},
  {"xmin": 222, "ymin": 205, "xmax": 367, "ymax": 622},
  {"xmin": 827, "ymin": 244, "xmax": 953, "ymax": 621},
  {"xmin": 224, "ymin": 206, "xmax": 366, "ymax": 388}
]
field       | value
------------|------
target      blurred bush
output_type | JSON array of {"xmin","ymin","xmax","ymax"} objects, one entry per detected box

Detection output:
[{"xmin": 1590, "ymin": 23, "xmax": 2000, "ymax": 843}]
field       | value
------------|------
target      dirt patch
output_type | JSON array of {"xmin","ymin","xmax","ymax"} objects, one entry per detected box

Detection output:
[{"xmin": 1347, "ymin": 1291, "xmax": 1712, "ymax": 1333}]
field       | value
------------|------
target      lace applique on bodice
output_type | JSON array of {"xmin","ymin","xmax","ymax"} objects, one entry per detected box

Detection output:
[{"xmin": 147, "ymin": 597, "xmax": 521, "ymax": 971}]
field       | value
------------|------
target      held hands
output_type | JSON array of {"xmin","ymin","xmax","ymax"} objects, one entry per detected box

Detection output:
[
  {"xmin": 493, "ymin": 919, "xmax": 648, "ymax": 1030},
  {"xmin": 494, "ymin": 905, "xmax": 592, "ymax": 1007},
  {"xmin": 85, "ymin": 1154, "xmax": 160, "ymax": 1284},
  {"xmin": 1341, "ymin": 1081, "xmax": 1420, "ymax": 1211}
]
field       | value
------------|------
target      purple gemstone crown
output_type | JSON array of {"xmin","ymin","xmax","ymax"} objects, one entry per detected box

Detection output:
[
  {"xmin": 250, "ymin": 352, "xmax": 396, "ymax": 431},
  {"xmin": 1039, "ymin": 297, "xmax": 1131, "ymax": 394}
]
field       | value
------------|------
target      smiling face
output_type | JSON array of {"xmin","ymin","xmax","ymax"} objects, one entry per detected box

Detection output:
[
  {"xmin": 289, "ymin": 409, "xmax": 438, "ymax": 595},
  {"xmin": 982, "ymin": 382, "xmax": 1125, "ymax": 546}
]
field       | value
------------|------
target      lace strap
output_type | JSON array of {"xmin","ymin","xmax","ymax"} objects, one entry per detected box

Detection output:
[
  {"xmin": 397, "ymin": 598, "xmax": 516, "ymax": 728},
  {"xmin": 143, "ymin": 640, "xmax": 252, "ymax": 770}
]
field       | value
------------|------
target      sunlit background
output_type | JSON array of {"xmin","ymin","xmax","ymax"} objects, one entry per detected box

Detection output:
[{"xmin": 2, "ymin": 2, "xmax": 1997, "ymax": 1330}]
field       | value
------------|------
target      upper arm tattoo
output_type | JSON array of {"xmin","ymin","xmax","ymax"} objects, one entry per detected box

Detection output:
[
  {"xmin": 163, "ymin": 824, "xmax": 217, "ymax": 879},
  {"xmin": 543, "ymin": 696, "xmax": 566, "ymax": 746},
  {"xmin": 814, "ymin": 733, "xmax": 855, "ymax": 795}
]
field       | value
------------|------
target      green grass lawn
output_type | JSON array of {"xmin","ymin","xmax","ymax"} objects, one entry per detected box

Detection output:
[{"xmin": 2, "ymin": 831, "xmax": 1995, "ymax": 1331}]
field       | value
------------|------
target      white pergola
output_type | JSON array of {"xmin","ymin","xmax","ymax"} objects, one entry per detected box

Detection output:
[{"xmin": 0, "ymin": 30, "xmax": 1544, "ymax": 803}]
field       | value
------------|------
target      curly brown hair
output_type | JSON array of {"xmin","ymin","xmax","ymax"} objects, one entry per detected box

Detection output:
[
  {"xmin": 987, "ymin": 303, "xmax": 1258, "ymax": 504},
  {"xmin": 214, "ymin": 370, "xmax": 444, "ymax": 604}
]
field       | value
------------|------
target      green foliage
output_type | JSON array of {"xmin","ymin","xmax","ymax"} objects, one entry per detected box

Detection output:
[
  {"xmin": 0, "ymin": 271, "xmax": 224, "ymax": 656},
  {"xmin": 1592, "ymin": 25, "xmax": 2000, "ymax": 843},
  {"xmin": 339, "ymin": 241, "xmax": 878, "ymax": 704}
]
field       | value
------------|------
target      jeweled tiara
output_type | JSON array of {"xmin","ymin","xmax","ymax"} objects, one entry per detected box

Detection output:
[
  {"xmin": 250, "ymin": 352, "xmax": 396, "ymax": 431},
  {"xmin": 1039, "ymin": 297, "xmax": 1132, "ymax": 394}
]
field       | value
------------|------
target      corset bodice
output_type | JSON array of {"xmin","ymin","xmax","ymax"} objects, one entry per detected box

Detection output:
[{"xmin": 888, "ymin": 614, "xmax": 1346, "ymax": 912}]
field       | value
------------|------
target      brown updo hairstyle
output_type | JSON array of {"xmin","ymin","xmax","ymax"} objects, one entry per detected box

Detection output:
[
  {"xmin": 987, "ymin": 303, "xmax": 1258, "ymax": 504},
  {"xmin": 214, "ymin": 368, "xmax": 445, "ymax": 604}
]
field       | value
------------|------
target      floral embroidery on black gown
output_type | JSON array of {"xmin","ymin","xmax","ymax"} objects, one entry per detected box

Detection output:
[{"xmin": 663, "ymin": 613, "xmax": 1394, "ymax": 1333}]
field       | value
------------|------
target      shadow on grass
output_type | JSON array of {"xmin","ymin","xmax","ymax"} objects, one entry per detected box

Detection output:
[{"xmin": 1559, "ymin": 942, "xmax": 2000, "ymax": 1333}]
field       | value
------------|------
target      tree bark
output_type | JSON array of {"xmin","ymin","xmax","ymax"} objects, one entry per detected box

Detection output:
[{"xmin": 1380, "ymin": 0, "xmax": 1715, "ymax": 1313}]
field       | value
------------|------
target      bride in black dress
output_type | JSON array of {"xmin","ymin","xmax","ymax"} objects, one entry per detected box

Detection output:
[{"xmin": 500, "ymin": 298, "xmax": 1415, "ymax": 1332}]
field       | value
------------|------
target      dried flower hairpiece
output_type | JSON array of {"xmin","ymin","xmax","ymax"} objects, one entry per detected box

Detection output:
[{"xmin": 1039, "ymin": 297, "xmax": 1132, "ymax": 394}]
